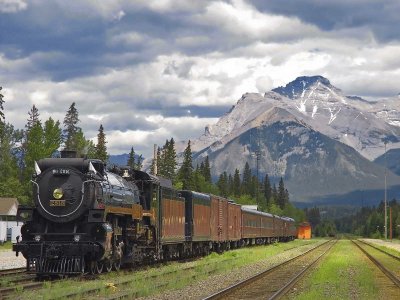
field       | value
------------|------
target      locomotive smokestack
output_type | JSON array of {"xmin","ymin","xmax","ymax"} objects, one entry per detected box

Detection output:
[{"xmin": 60, "ymin": 150, "xmax": 78, "ymax": 158}]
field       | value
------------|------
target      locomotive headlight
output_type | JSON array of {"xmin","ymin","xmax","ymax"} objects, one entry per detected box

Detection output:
[
  {"xmin": 73, "ymin": 235, "xmax": 81, "ymax": 242},
  {"xmin": 34, "ymin": 235, "xmax": 41, "ymax": 242},
  {"xmin": 53, "ymin": 188, "xmax": 63, "ymax": 199}
]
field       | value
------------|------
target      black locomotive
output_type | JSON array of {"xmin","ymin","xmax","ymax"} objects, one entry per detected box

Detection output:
[{"xmin": 13, "ymin": 154, "xmax": 296, "ymax": 276}]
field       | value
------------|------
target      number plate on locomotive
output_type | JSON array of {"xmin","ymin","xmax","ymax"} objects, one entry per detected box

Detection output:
[
  {"xmin": 49, "ymin": 200, "xmax": 66, "ymax": 206},
  {"xmin": 52, "ymin": 168, "xmax": 70, "ymax": 175}
]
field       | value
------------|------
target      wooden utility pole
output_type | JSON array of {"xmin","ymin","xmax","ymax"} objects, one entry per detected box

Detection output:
[{"xmin": 390, "ymin": 206, "xmax": 392, "ymax": 241}]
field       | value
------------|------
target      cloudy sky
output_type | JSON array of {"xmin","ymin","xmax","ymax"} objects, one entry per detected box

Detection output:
[{"xmin": 1, "ymin": 0, "xmax": 399, "ymax": 157}]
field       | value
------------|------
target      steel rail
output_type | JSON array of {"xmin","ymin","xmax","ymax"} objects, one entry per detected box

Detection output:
[
  {"xmin": 352, "ymin": 240, "xmax": 400, "ymax": 288},
  {"xmin": 357, "ymin": 239, "xmax": 400, "ymax": 261},
  {"xmin": 269, "ymin": 239, "xmax": 337, "ymax": 299},
  {"xmin": 202, "ymin": 239, "xmax": 334, "ymax": 300}
]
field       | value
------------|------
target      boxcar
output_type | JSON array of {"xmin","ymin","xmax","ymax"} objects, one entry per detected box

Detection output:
[
  {"xmin": 160, "ymin": 187, "xmax": 185, "ymax": 244},
  {"xmin": 227, "ymin": 201, "xmax": 241, "ymax": 246},
  {"xmin": 210, "ymin": 195, "xmax": 229, "ymax": 250},
  {"xmin": 179, "ymin": 191, "xmax": 211, "ymax": 242}
]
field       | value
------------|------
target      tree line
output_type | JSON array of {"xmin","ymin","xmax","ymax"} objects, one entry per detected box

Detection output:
[
  {"xmin": 0, "ymin": 88, "xmax": 112, "ymax": 204},
  {"xmin": 1, "ymin": 86, "xmax": 304, "ymax": 222},
  {"xmin": 150, "ymin": 139, "xmax": 305, "ymax": 222}
]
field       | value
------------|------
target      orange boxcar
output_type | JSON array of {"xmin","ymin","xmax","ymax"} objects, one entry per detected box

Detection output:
[
  {"xmin": 210, "ymin": 195, "xmax": 228, "ymax": 243},
  {"xmin": 227, "ymin": 201, "xmax": 241, "ymax": 242},
  {"xmin": 161, "ymin": 188, "xmax": 185, "ymax": 243}
]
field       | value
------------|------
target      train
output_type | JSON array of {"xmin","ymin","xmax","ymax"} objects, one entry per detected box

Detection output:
[{"xmin": 13, "ymin": 154, "xmax": 296, "ymax": 276}]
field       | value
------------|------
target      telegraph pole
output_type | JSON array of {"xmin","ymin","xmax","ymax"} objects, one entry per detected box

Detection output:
[{"xmin": 384, "ymin": 141, "xmax": 387, "ymax": 240}]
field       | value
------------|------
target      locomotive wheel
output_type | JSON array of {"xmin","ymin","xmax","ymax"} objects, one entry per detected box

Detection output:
[
  {"xmin": 113, "ymin": 257, "xmax": 121, "ymax": 271},
  {"xmin": 90, "ymin": 261, "xmax": 103, "ymax": 274},
  {"xmin": 105, "ymin": 259, "xmax": 113, "ymax": 273}
]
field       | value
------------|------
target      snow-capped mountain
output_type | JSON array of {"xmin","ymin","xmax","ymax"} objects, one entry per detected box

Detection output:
[
  {"xmin": 191, "ymin": 76, "xmax": 400, "ymax": 161},
  {"xmin": 187, "ymin": 76, "xmax": 400, "ymax": 204}
]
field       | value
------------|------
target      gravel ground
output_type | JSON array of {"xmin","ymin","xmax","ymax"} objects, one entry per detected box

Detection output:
[
  {"xmin": 361, "ymin": 238, "xmax": 400, "ymax": 252},
  {"xmin": 137, "ymin": 241, "xmax": 324, "ymax": 300},
  {"xmin": 0, "ymin": 250, "xmax": 26, "ymax": 270}
]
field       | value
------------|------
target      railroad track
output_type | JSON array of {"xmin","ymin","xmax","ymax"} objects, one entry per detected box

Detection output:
[
  {"xmin": 0, "ymin": 267, "xmax": 26, "ymax": 277},
  {"xmin": 203, "ymin": 239, "xmax": 336, "ymax": 300},
  {"xmin": 352, "ymin": 239, "xmax": 400, "ymax": 288}
]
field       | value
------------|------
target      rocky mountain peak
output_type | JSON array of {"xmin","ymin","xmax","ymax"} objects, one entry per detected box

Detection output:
[{"xmin": 272, "ymin": 75, "xmax": 332, "ymax": 99}]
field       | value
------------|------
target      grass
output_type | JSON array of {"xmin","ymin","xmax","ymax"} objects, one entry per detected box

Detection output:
[
  {"xmin": 18, "ymin": 239, "xmax": 322, "ymax": 299},
  {"xmin": 362, "ymin": 241, "xmax": 400, "ymax": 259},
  {"xmin": 0, "ymin": 241, "xmax": 12, "ymax": 251},
  {"xmin": 287, "ymin": 240, "xmax": 381, "ymax": 300}
]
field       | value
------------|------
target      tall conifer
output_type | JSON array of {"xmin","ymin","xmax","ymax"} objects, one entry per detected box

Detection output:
[
  {"xmin": 63, "ymin": 102, "xmax": 80, "ymax": 150},
  {"xmin": 95, "ymin": 124, "xmax": 108, "ymax": 161},
  {"xmin": 178, "ymin": 140, "xmax": 194, "ymax": 189}
]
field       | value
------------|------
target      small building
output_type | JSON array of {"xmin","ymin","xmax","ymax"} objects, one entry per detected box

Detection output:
[
  {"xmin": 0, "ymin": 198, "xmax": 21, "ymax": 243},
  {"xmin": 297, "ymin": 222, "xmax": 311, "ymax": 239}
]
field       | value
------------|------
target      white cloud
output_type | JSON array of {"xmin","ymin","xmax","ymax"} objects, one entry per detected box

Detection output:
[{"xmin": 0, "ymin": 0, "xmax": 27, "ymax": 13}]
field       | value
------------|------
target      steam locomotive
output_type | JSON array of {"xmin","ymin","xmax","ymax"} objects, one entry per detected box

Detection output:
[{"xmin": 13, "ymin": 154, "xmax": 296, "ymax": 276}]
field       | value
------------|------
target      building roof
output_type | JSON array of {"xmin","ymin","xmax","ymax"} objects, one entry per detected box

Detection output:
[{"xmin": 0, "ymin": 198, "xmax": 19, "ymax": 215}]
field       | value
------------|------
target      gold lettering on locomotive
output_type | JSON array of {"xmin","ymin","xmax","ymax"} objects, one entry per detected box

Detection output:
[{"xmin": 49, "ymin": 200, "xmax": 66, "ymax": 206}]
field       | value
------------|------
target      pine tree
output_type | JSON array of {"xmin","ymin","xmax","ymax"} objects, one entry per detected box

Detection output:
[
  {"xmin": 95, "ymin": 124, "xmax": 108, "ymax": 161},
  {"xmin": 242, "ymin": 162, "xmax": 252, "ymax": 195},
  {"xmin": 178, "ymin": 140, "xmax": 194, "ymax": 190},
  {"xmin": 63, "ymin": 102, "xmax": 80, "ymax": 150},
  {"xmin": 264, "ymin": 174, "xmax": 272, "ymax": 207},
  {"xmin": 203, "ymin": 156, "xmax": 212, "ymax": 183},
  {"xmin": 26, "ymin": 105, "xmax": 40, "ymax": 132},
  {"xmin": 277, "ymin": 177, "xmax": 287, "ymax": 209},
  {"xmin": 228, "ymin": 174, "xmax": 233, "ymax": 195},
  {"xmin": 127, "ymin": 147, "xmax": 136, "ymax": 169},
  {"xmin": 217, "ymin": 172, "xmax": 228, "ymax": 197},
  {"xmin": 233, "ymin": 168, "xmax": 241, "ymax": 197},
  {"xmin": 272, "ymin": 183, "xmax": 278, "ymax": 205},
  {"xmin": 163, "ymin": 138, "xmax": 177, "ymax": 182},
  {"xmin": 136, "ymin": 154, "xmax": 143, "ymax": 170}
]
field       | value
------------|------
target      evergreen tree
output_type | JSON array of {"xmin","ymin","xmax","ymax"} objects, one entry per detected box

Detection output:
[
  {"xmin": 277, "ymin": 177, "xmax": 287, "ymax": 209},
  {"xmin": 228, "ymin": 174, "xmax": 233, "ymax": 196},
  {"xmin": 127, "ymin": 146, "xmax": 144, "ymax": 170},
  {"xmin": 136, "ymin": 154, "xmax": 143, "ymax": 170},
  {"xmin": 233, "ymin": 168, "xmax": 241, "ymax": 197},
  {"xmin": 95, "ymin": 124, "xmax": 108, "ymax": 161},
  {"xmin": 203, "ymin": 156, "xmax": 212, "ymax": 183},
  {"xmin": 26, "ymin": 105, "xmax": 40, "ymax": 132},
  {"xmin": 163, "ymin": 138, "xmax": 177, "ymax": 182},
  {"xmin": 127, "ymin": 147, "xmax": 136, "ymax": 169},
  {"xmin": 217, "ymin": 172, "xmax": 228, "ymax": 197},
  {"xmin": 241, "ymin": 162, "xmax": 252, "ymax": 195},
  {"xmin": 63, "ymin": 102, "xmax": 80, "ymax": 150},
  {"xmin": 264, "ymin": 174, "xmax": 272, "ymax": 207},
  {"xmin": 272, "ymin": 183, "xmax": 278, "ymax": 205},
  {"xmin": 178, "ymin": 140, "xmax": 194, "ymax": 190}
]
